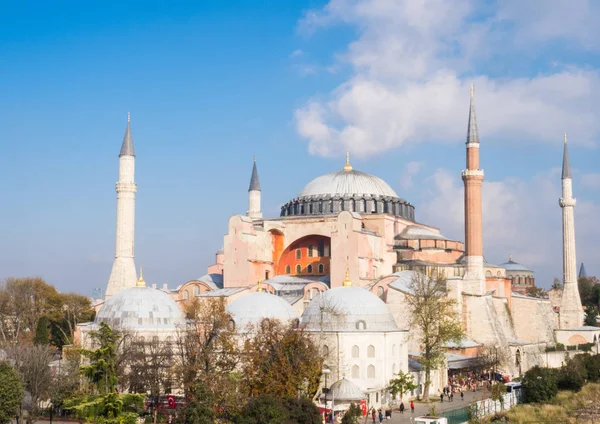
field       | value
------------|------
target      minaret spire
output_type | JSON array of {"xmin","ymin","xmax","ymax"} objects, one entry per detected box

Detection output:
[
  {"xmin": 461, "ymin": 84, "xmax": 485, "ymax": 295},
  {"xmin": 562, "ymin": 132, "xmax": 571, "ymax": 179},
  {"xmin": 466, "ymin": 84, "xmax": 480, "ymax": 145},
  {"xmin": 106, "ymin": 114, "xmax": 138, "ymax": 299},
  {"xmin": 559, "ymin": 132, "xmax": 584, "ymax": 328},
  {"xmin": 247, "ymin": 156, "xmax": 262, "ymax": 219}
]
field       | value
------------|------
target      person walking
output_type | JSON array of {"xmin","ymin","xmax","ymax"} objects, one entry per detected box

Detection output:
[
  {"xmin": 461, "ymin": 391, "xmax": 464, "ymax": 401},
  {"xmin": 371, "ymin": 409, "xmax": 376, "ymax": 424},
  {"xmin": 378, "ymin": 409, "xmax": 383, "ymax": 424},
  {"xmin": 450, "ymin": 392, "xmax": 454, "ymax": 402},
  {"xmin": 410, "ymin": 401, "xmax": 415, "ymax": 413},
  {"xmin": 440, "ymin": 393, "xmax": 444, "ymax": 403},
  {"xmin": 399, "ymin": 403, "xmax": 405, "ymax": 414}
]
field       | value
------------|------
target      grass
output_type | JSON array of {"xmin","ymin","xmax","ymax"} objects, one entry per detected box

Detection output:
[{"xmin": 477, "ymin": 383, "xmax": 600, "ymax": 423}]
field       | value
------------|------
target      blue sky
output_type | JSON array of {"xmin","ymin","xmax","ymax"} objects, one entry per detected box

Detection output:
[{"xmin": 1, "ymin": 0, "xmax": 599, "ymax": 294}]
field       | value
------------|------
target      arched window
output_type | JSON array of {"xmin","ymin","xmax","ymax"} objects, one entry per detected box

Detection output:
[
  {"xmin": 367, "ymin": 365, "xmax": 375, "ymax": 378},
  {"xmin": 367, "ymin": 345, "xmax": 375, "ymax": 358},
  {"xmin": 392, "ymin": 363, "xmax": 397, "ymax": 374},
  {"xmin": 296, "ymin": 249, "xmax": 302, "ymax": 260},
  {"xmin": 183, "ymin": 290, "xmax": 189, "ymax": 300},
  {"xmin": 308, "ymin": 245, "xmax": 314, "ymax": 258},
  {"xmin": 392, "ymin": 344, "xmax": 396, "ymax": 355},
  {"xmin": 497, "ymin": 271, "xmax": 502, "ymax": 277},
  {"xmin": 227, "ymin": 319, "xmax": 235, "ymax": 331},
  {"xmin": 356, "ymin": 320, "xmax": 366, "ymax": 330},
  {"xmin": 307, "ymin": 264, "xmax": 313, "ymax": 274},
  {"xmin": 265, "ymin": 270, "xmax": 270, "ymax": 280},
  {"xmin": 318, "ymin": 263, "xmax": 324, "ymax": 274},
  {"xmin": 285, "ymin": 265, "xmax": 291, "ymax": 274},
  {"xmin": 485, "ymin": 271, "xmax": 492, "ymax": 277},
  {"xmin": 152, "ymin": 336, "xmax": 159, "ymax": 343},
  {"xmin": 323, "ymin": 345, "xmax": 329, "ymax": 357},
  {"xmin": 352, "ymin": 345, "xmax": 359, "ymax": 358},
  {"xmin": 194, "ymin": 285, "xmax": 200, "ymax": 296},
  {"xmin": 296, "ymin": 264, "xmax": 302, "ymax": 274},
  {"xmin": 352, "ymin": 365, "xmax": 360, "ymax": 379},
  {"xmin": 377, "ymin": 286, "xmax": 384, "ymax": 299}
]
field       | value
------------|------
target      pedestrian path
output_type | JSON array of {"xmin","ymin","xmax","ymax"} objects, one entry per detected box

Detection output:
[{"xmin": 384, "ymin": 389, "xmax": 489, "ymax": 423}]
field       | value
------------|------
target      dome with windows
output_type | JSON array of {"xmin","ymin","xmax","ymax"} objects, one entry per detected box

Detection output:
[
  {"xmin": 226, "ymin": 291, "xmax": 299, "ymax": 332},
  {"xmin": 499, "ymin": 256, "xmax": 533, "ymax": 273},
  {"xmin": 301, "ymin": 286, "xmax": 398, "ymax": 332},
  {"xmin": 95, "ymin": 286, "xmax": 184, "ymax": 330},
  {"xmin": 280, "ymin": 157, "xmax": 414, "ymax": 220}
]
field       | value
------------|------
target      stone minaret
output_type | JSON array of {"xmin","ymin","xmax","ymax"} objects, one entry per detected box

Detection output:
[
  {"xmin": 247, "ymin": 156, "xmax": 262, "ymax": 220},
  {"xmin": 461, "ymin": 84, "xmax": 485, "ymax": 295},
  {"xmin": 559, "ymin": 133, "xmax": 584, "ymax": 328},
  {"xmin": 105, "ymin": 113, "xmax": 138, "ymax": 299}
]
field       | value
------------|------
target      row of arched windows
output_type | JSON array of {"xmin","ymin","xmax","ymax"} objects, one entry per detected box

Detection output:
[
  {"xmin": 351, "ymin": 364, "xmax": 376, "ymax": 379},
  {"xmin": 351, "ymin": 344, "xmax": 376, "ymax": 358},
  {"xmin": 509, "ymin": 275, "xmax": 535, "ymax": 285},
  {"xmin": 285, "ymin": 263, "xmax": 325, "ymax": 275}
]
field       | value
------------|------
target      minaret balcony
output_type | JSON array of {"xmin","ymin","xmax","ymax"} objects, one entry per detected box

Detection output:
[
  {"xmin": 116, "ymin": 182, "xmax": 138, "ymax": 192},
  {"xmin": 461, "ymin": 169, "xmax": 484, "ymax": 178},
  {"xmin": 559, "ymin": 197, "xmax": 576, "ymax": 207}
]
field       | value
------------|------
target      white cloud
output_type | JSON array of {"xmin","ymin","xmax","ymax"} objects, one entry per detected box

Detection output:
[
  {"xmin": 416, "ymin": 167, "xmax": 600, "ymax": 286},
  {"xmin": 290, "ymin": 49, "xmax": 304, "ymax": 58},
  {"xmin": 399, "ymin": 161, "xmax": 424, "ymax": 190},
  {"xmin": 295, "ymin": 0, "xmax": 600, "ymax": 157}
]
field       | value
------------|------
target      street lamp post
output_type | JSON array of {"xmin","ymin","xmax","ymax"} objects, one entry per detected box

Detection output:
[{"xmin": 322, "ymin": 369, "xmax": 331, "ymax": 422}]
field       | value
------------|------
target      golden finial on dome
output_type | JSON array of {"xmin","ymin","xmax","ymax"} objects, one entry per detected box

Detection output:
[
  {"xmin": 136, "ymin": 265, "xmax": 146, "ymax": 287},
  {"xmin": 509, "ymin": 253, "xmax": 513, "ymax": 262},
  {"xmin": 342, "ymin": 268, "xmax": 352, "ymax": 287},
  {"xmin": 257, "ymin": 278, "xmax": 263, "ymax": 292},
  {"xmin": 343, "ymin": 151, "xmax": 353, "ymax": 171}
]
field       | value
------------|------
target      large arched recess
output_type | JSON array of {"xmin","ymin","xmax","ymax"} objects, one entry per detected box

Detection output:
[{"xmin": 276, "ymin": 235, "xmax": 331, "ymax": 276}]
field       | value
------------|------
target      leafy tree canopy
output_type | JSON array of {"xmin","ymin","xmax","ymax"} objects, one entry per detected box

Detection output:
[
  {"xmin": 522, "ymin": 366, "xmax": 558, "ymax": 403},
  {"xmin": 0, "ymin": 361, "xmax": 24, "ymax": 424}
]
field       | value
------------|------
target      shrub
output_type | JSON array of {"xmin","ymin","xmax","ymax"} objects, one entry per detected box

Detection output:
[
  {"xmin": 235, "ymin": 396, "xmax": 320, "ymax": 424},
  {"xmin": 557, "ymin": 361, "xmax": 585, "ymax": 392},
  {"xmin": 341, "ymin": 403, "xmax": 362, "ymax": 424},
  {"xmin": 521, "ymin": 366, "xmax": 558, "ymax": 403}
]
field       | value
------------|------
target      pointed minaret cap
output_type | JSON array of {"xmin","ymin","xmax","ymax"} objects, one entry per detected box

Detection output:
[
  {"xmin": 579, "ymin": 262, "xmax": 588, "ymax": 278},
  {"xmin": 136, "ymin": 265, "xmax": 146, "ymax": 287},
  {"xmin": 466, "ymin": 84, "xmax": 480, "ymax": 144},
  {"xmin": 342, "ymin": 268, "xmax": 352, "ymax": 287},
  {"xmin": 119, "ymin": 112, "xmax": 135, "ymax": 157},
  {"xmin": 248, "ymin": 156, "xmax": 261, "ymax": 191},
  {"xmin": 562, "ymin": 132, "xmax": 572, "ymax": 179},
  {"xmin": 343, "ymin": 151, "xmax": 353, "ymax": 171}
]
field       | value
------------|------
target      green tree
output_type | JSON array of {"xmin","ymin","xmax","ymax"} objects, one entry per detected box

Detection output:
[
  {"xmin": 80, "ymin": 322, "xmax": 119, "ymax": 394},
  {"xmin": 178, "ymin": 383, "xmax": 216, "ymax": 424},
  {"xmin": 525, "ymin": 286, "xmax": 548, "ymax": 299},
  {"xmin": 283, "ymin": 398, "xmax": 320, "ymax": 424},
  {"xmin": 388, "ymin": 370, "xmax": 417, "ymax": 401},
  {"xmin": 341, "ymin": 403, "xmax": 362, "ymax": 424},
  {"xmin": 490, "ymin": 383, "xmax": 506, "ymax": 406},
  {"xmin": 242, "ymin": 318, "xmax": 324, "ymax": 399},
  {"xmin": 584, "ymin": 305, "xmax": 599, "ymax": 327},
  {"xmin": 235, "ymin": 396, "xmax": 289, "ymax": 424},
  {"xmin": 0, "ymin": 361, "xmax": 24, "ymax": 424},
  {"xmin": 405, "ymin": 273, "xmax": 464, "ymax": 401},
  {"xmin": 557, "ymin": 358, "xmax": 586, "ymax": 392},
  {"xmin": 34, "ymin": 316, "xmax": 50, "ymax": 345},
  {"xmin": 551, "ymin": 278, "xmax": 562, "ymax": 290},
  {"xmin": 522, "ymin": 366, "xmax": 558, "ymax": 403}
]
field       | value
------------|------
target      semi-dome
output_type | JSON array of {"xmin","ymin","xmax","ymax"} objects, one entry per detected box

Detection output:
[
  {"xmin": 301, "ymin": 286, "xmax": 398, "ymax": 332},
  {"xmin": 320, "ymin": 378, "xmax": 365, "ymax": 401},
  {"xmin": 499, "ymin": 256, "xmax": 533, "ymax": 273},
  {"xmin": 280, "ymin": 156, "xmax": 415, "ymax": 220},
  {"xmin": 226, "ymin": 291, "xmax": 299, "ymax": 332},
  {"xmin": 95, "ymin": 286, "xmax": 184, "ymax": 330},
  {"xmin": 299, "ymin": 169, "xmax": 398, "ymax": 198}
]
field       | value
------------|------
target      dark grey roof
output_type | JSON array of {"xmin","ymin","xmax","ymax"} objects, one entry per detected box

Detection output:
[
  {"xmin": 579, "ymin": 262, "xmax": 588, "ymax": 278},
  {"xmin": 562, "ymin": 134, "xmax": 571, "ymax": 179},
  {"xmin": 119, "ymin": 113, "xmax": 135, "ymax": 157},
  {"xmin": 248, "ymin": 158, "xmax": 260, "ymax": 191},
  {"xmin": 466, "ymin": 84, "xmax": 479, "ymax": 144}
]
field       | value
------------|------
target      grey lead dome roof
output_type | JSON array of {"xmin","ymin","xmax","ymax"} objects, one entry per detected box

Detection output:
[
  {"xmin": 226, "ymin": 292, "xmax": 299, "ymax": 332},
  {"xmin": 95, "ymin": 287, "xmax": 184, "ymax": 329},
  {"xmin": 301, "ymin": 286, "xmax": 399, "ymax": 332},
  {"xmin": 299, "ymin": 170, "xmax": 398, "ymax": 198}
]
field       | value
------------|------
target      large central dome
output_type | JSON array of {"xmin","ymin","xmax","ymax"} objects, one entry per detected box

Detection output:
[
  {"xmin": 299, "ymin": 169, "xmax": 398, "ymax": 198},
  {"xmin": 280, "ymin": 156, "xmax": 415, "ymax": 220}
]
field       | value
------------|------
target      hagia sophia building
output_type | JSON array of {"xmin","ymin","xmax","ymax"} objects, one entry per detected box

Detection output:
[{"xmin": 78, "ymin": 85, "xmax": 600, "ymax": 408}]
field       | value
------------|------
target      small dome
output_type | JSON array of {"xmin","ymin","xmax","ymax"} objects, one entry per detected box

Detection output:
[
  {"xmin": 399, "ymin": 225, "xmax": 447, "ymax": 240},
  {"xmin": 499, "ymin": 258, "xmax": 532, "ymax": 272},
  {"xmin": 299, "ymin": 170, "xmax": 398, "ymax": 198},
  {"xmin": 95, "ymin": 287, "xmax": 184, "ymax": 329},
  {"xmin": 226, "ymin": 292, "xmax": 299, "ymax": 332},
  {"xmin": 321, "ymin": 378, "xmax": 365, "ymax": 401},
  {"xmin": 301, "ymin": 287, "xmax": 398, "ymax": 332}
]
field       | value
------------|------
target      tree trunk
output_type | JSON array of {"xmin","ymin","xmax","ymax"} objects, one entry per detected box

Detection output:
[{"xmin": 423, "ymin": 368, "xmax": 431, "ymax": 402}]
